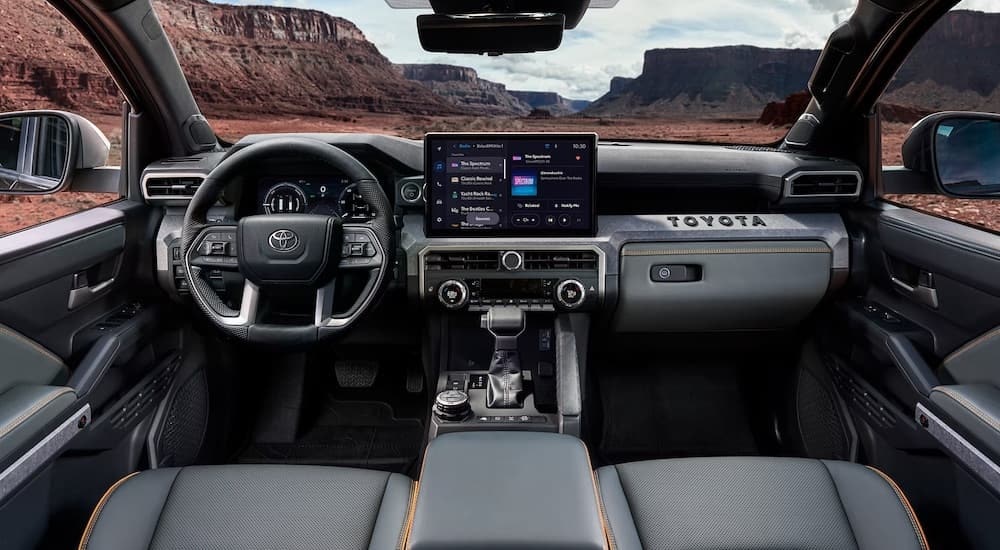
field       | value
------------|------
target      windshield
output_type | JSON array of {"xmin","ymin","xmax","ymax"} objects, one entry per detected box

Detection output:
[{"xmin": 159, "ymin": 0, "xmax": 859, "ymax": 144}]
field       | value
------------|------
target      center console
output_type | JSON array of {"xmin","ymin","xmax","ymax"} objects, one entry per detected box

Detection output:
[
  {"xmin": 406, "ymin": 431, "xmax": 608, "ymax": 550},
  {"xmin": 420, "ymin": 133, "xmax": 600, "ymax": 439}
]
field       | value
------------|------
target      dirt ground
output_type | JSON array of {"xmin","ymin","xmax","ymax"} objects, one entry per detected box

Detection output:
[
  {"xmin": 206, "ymin": 113, "xmax": 790, "ymax": 144},
  {"xmin": 0, "ymin": 113, "xmax": 995, "ymax": 236}
]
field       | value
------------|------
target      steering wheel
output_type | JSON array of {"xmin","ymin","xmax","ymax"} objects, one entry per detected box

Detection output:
[{"xmin": 181, "ymin": 137, "xmax": 394, "ymax": 346}]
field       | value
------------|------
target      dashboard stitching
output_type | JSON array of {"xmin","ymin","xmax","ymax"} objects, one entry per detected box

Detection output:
[{"xmin": 621, "ymin": 246, "xmax": 830, "ymax": 256}]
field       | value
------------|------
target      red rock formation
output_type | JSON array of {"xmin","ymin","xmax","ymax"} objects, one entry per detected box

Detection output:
[
  {"xmin": 759, "ymin": 91, "xmax": 932, "ymax": 126},
  {"xmin": 0, "ymin": 0, "xmax": 462, "ymax": 117},
  {"xmin": 0, "ymin": 3, "xmax": 122, "ymax": 114},
  {"xmin": 758, "ymin": 91, "xmax": 811, "ymax": 126},
  {"xmin": 155, "ymin": 0, "xmax": 462, "ymax": 116}
]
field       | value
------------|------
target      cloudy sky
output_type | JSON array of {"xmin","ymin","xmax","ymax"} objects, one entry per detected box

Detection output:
[{"xmin": 220, "ymin": 0, "xmax": 1000, "ymax": 100}]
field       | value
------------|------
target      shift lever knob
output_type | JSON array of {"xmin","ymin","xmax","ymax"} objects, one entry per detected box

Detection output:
[
  {"xmin": 481, "ymin": 306, "xmax": 526, "ymax": 408},
  {"xmin": 481, "ymin": 306, "xmax": 525, "ymax": 350}
]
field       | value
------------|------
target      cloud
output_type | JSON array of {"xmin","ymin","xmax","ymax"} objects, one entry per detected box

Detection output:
[
  {"xmin": 209, "ymin": 0, "xmax": 1000, "ymax": 100},
  {"xmin": 806, "ymin": 0, "xmax": 854, "ymax": 10},
  {"xmin": 784, "ymin": 30, "xmax": 824, "ymax": 49}
]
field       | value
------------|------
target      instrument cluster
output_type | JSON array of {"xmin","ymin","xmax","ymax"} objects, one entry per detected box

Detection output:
[{"xmin": 257, "ymin": 175, "xmax": 373, "ymax": 221}]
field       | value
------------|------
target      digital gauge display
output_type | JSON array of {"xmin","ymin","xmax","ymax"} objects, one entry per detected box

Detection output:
[{"xmin": 257, "ymin": 176, "xmax": 373, "ymax": 220}]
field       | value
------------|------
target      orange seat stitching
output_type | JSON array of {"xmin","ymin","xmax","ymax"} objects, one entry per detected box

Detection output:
[
  {"xmin": 867, "ymin": 466, "xmax": 929, "ymax": 550},
  {"xmin": 78, "ymin": 472, "xmax": 139, "ymax": 550}
]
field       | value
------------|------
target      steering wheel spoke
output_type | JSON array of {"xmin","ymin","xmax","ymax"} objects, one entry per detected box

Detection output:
[
  {"xmin": 314, "ymin": 280, "xmax": 337, "ymax": 326},
  {"xmin": 223, "ymin": 279, "xmax": 260, "ymax": 327}
]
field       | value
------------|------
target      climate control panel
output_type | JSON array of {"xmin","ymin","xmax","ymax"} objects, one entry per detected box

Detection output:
[{"xmin": 420, "ymin": 248, "xmax": 603, "ymax": 312}]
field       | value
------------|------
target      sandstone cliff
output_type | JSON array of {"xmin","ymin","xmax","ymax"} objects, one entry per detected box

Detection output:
[
  {"xmin": 0, "ymin": 0, "xmax": 462, "ymax": 117},
  {"xmin": 509, "ymin": 91, "xmax": 591, "ymax": 116},
  {"xmin": 0, "ymin": 3, "xmax": 121, "ymax": 113},
  {"xmin": 585, "ymin": 46, "xmax": 820, "ymax": 117},
  {"xmin": 156, "ymin": 0, "xmax": 460, "ymax": 116},
  {"xmin": 399, "ymin": 64, "xmax": 530, "ymax": 116}
]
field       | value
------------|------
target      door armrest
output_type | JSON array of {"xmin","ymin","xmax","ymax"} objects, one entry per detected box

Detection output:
[
  {"xmin": 930, "ymin": 385, "xmax": 1000, "ymax": 462},
  {"xmin": 0, "ymin": 385, "xmax": 77, "ymax": 466}
]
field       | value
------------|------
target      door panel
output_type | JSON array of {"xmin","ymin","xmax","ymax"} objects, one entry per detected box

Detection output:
[
  {"xmin": 879, "ymin": 209, "xmax": 1000, "ymax": 314},
  {"xmin": 828, "ymin": 202, "xmax": 1000, "ymax": 549},
  {"xmin": 0, "ymin": 199, "xmax": 166, "ymax": 518},
  {"xmin": 0, "ymin": 208, "xmax": 126, "ymax": 357}
]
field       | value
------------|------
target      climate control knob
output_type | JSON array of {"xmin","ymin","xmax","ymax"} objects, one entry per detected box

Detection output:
[
  {"xmin": 437, "ymin": 279, "xmax": 470, "ymax": 310},
  {"xmin": 555, "ymin": 279, "xmax": 587, "ymax": 310}
]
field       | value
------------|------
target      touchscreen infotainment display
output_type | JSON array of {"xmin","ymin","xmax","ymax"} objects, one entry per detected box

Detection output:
[{"xmin": 425, "ymin": 133, "xmax": 597, "ymax": 237}]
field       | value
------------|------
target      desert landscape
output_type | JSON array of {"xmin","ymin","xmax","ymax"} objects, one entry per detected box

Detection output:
[{"xmin": 0, "ymin": 0, "xmax": 996, "ymax": 235}]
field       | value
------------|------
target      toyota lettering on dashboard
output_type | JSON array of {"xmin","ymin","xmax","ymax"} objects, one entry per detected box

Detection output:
[{"xmin": 425, "ymin": 133, "xmax": 597, "ymax": 237}]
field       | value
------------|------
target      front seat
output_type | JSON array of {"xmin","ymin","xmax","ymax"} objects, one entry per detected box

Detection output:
[
  {"xmin": 597, "ymin": 457, "xmax": 928, "ymax": 550},
  {"xmin": 79, "ymin": 464, "xmax": 414, "ymax": 550}
]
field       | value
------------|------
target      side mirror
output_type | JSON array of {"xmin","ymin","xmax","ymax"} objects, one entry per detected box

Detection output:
[
  {"xmin": 0, "ymin": 110, "xmax": 110, "ymax": 195},
  {"xmin": 902, "ymin": 112, "xmax": 1000, "ymax": 198}
]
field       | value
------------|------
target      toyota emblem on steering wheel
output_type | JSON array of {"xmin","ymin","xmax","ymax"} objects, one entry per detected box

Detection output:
[{"xmin": 268, "ymin": 229, "xmax": 300, "ymax": 252}]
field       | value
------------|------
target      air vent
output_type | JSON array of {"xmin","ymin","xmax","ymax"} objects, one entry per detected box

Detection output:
[
  {"xmin": 786, "ymin": 171, "xmax": 861, "ymax": 197},
  {"xmin": 160, "ymin": 157, "xmax": 204, "ymax": 164},
  {"xmin": 142, "ymin": 174, "xmax": 205, "ymax": 200},
  {"xmin": 424, "ymin": 251, "xmax": 500, "ymax": 272},
  {"xmin": 524, "ymin": 251, "xmax": 599, "ymax": 271},
  {"xmin": 726, "ymin": 145, "xmax": 787, "ymax": 153}
]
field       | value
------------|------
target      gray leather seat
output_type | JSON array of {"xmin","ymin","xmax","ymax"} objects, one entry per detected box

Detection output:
[
  {"xmin": 597, "ymin": 457, "xmax": 928, "ymax": 550},
  {"xmin": 79, "ymin": 464, "xmax": 414, "ymax": 550}
]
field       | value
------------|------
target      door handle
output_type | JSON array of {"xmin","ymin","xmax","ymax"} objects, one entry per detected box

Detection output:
[
  {"xmin": 68, "ymin": 271, "xmax": 115, "ymax": 310},
  {"xmin": 891, "ymin": 270, "xmax": 939, "ymax": 309}
]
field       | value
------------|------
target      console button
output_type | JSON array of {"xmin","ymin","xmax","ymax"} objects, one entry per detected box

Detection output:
[
  {"xmin": 501, "ymin": 251, "xmax": 523, "ymax": 271},
  {"xmin": 512, "ymin": 214, "xmax": 539, "ymax": 227},
  {"xmin": 469, "ymin": 374, "xmax": 488, "ymax": 390}
]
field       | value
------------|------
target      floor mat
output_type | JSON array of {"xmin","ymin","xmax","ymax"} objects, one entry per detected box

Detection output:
[
  {"xmin": 597, "ymin": 360, "xmax": 763, "ymax": 464},
  {"xmin": 239, "ymin": 399, "xmax": 423, "ymax": 472}
]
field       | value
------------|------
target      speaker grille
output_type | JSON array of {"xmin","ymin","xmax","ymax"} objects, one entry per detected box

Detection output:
[
  {"xmin": 796, "ymin": 361, "xmax": 850, "ymax": 460},
  {"xmin": 157, "ymin": 370, "xmax": 209, "ymax": 467}
]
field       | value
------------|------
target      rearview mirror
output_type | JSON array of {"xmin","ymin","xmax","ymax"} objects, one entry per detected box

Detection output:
[
  {"xmin": 417, "ymin": 13, "xmax": 565, "ymax": 55},
  {"xmin": 0, "ymin": 110, "xmax": 110, "ymax": 195},
  {"xmin": 902, "ymin": 112, "xmax": 1000, "ymax": 198}
]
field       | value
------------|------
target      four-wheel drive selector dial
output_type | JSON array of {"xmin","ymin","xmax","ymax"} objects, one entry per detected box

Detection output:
[
  {"xmin": 555, "ymin": 279, "xmax": 587, "ymax": 309},
  {"xmin": 437, "ymin": 279, "xmax": 470, "ymax": 310}
]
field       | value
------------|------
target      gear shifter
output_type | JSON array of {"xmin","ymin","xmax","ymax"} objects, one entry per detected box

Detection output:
[{"xmin": 481, "ymin": 306, "xmax": 526, "ymax": 408}]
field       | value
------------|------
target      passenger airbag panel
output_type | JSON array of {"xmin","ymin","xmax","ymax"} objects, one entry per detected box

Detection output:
[{"xmin": 615, "ymin": 240, "xmax": 832, "ymax": 332}]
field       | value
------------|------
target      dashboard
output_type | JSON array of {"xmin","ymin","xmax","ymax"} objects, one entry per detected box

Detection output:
[
  {"xmin": 145, "ymin": 133, "xmax": 858, "ymax": 331},
  {"xmin": 256, "ymin": 175, "xmax": 373, "ymax": 221}
]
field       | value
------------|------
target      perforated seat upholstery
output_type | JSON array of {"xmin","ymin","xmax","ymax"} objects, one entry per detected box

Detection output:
[
  {"xmin": 597, "ymin": 457, "xmax": 928, "ymax": 550},
  {"xmin": 79, "ymin": 464, "xmax": 414, "ymax": 550}
]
